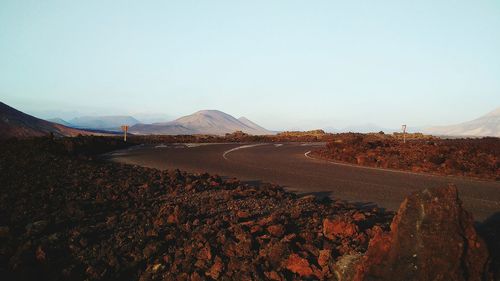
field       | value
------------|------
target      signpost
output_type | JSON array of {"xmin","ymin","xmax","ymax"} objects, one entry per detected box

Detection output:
[
  {"xmin": 121, "ymin": 125, "xmax": 129, "ymax": 142},
  {"xmin": 401, "ymin": 124, "xmax": 407, "ymax": 143}
]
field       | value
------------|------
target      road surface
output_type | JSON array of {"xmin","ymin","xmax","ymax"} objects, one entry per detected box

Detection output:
[{"xmin": 107, "ymin": 142, "xmax": 500, "ymax": 221}]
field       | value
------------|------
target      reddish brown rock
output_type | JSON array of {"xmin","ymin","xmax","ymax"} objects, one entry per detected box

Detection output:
[
  {"xmin": 265, "ymin": 242, "xmax": 290, "ymax": 267},
  {"xmin": 258, "ymin": 214, "xmax": 278, "ymax": 226},
  {"xmin": 166, "ymin": 214, "xmax": 177, "ymax": 224},
  {"xmin": 352, "ymin": 212, "xmax": 366, "ymax": 221},
  {"xmin": 354, "ymin": 185, "xmax": 490, "ymax": 281},
  {"xmin": 356, "ymin": 155, "xmax": 368, "ymax": 165},
  {"xmin": 236, "ymin": 210, "xmax": 250, "ymax": 219},
  {"xmin": 314, "ymin": 133, "xmax": 499, "ymax": 180},
  {"xmin": 264, "ymin": 271, "xmax": 283, "ymax": 281},
  {"xmin": 190, "ymin": 271, "xmax": 203, "ymax": 281},
  {"xmin": 323, "ymin": 217, "xmax": 359, "ymax": 239},
  {"xmin": 250, "ymin": 224, "xmax": 262, "ymax": 234},
  {"xmin": 318, "ymin": 249, "xmax": 331, "ymax": 268},
  {"xmin": 267, "ymin": 224, "xmax": 286, "ymax": 237},
  {"xmin": 206, "ymin": 256, "xmax": 223, "ymax": 279},
  {"xmin": 35, "ymin": 246, "xmax": 46, "ymax": 262},
  {"xmin": 197, "ymin": 244, "xmax": 212, "ymax": 261},
  {"xmin": 284, "ymin": 254, "xmax": 314, "ymax": 277}
]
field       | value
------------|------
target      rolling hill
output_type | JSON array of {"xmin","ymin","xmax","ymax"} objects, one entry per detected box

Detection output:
[
  {"xmin": 424, "ymin": 107, "xmax": 500, "ymax": 137},
  {"xmin": 0, "ymin": 102, "xmax": 92, "ymax": 139},
  {"xmin": 130, "ymin": 110, "xmax": 273, "ymax": 135}
]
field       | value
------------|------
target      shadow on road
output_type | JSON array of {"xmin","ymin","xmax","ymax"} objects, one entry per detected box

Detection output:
[
  {"xmin": 228, "ymin": 177, "xmax": 394, "ymax": 216},
  {"xmin": 240, "ymin": 179, "xmax": 265, "ymax": 187},
  {"xmin": 297, "ymin": 190, "xmax": 390, "ymax": 213}
]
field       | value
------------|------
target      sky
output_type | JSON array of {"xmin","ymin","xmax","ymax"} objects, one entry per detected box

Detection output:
[{"xmin": 1, "ymin": 0, "xmax": 499, "ymax": 130}]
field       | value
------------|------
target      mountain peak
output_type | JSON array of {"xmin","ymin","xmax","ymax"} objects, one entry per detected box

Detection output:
[
  {"xmin": 130, "ymin": 110, "xmax": 273, "ymax": 136},
  {"xmin": 190, "ymin": 110, "xmax": 236, "ymax": 120},
  {"xmin": 484, "ymin": 107, "xmax": 500, "ymax": 117},
  {"xmin": 194, "ymin": 109, "xmax": 226, "ymax": 115},
  {"xmin": 424, "ymin": 107, "xmax": 500, "ymax": 137}
]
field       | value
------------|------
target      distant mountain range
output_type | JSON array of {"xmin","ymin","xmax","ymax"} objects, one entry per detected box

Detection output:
[
  {"xmin": 40, "ymin": 107, "xmax": 500, "ymax": 137},
  {"xmin": 46, "ymin": 116, "xmax": 141, "ymax": 132},
  {"xmin": 130, "ymin": 110, "xmax": 273, "ymax": 135},
  {"xmin": 321, "ymin": 108, "xmax": 500, "ymax": 137},
  {"xmin": 67, "ymin": 116, "xmax": 140, "ymax": 131},
  {"xmin": 0, "ymin": 102, "xmax": 92, "ymax": 139},
  {"xmin": 423, "ymin": 107, "xmax": 500, "ymax": 137},
  {"xmin": 4, "ymin": 100, "xmax": 497, "ymax": 138}
]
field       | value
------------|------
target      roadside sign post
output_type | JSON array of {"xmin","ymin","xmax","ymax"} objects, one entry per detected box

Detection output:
[
  {"xmin": 402, "ymin": 124, "xmax": 407, "ymax": 143},
  {"xmin": 121, "ymin": 125, "xmax": 129, "ymax": 142}
]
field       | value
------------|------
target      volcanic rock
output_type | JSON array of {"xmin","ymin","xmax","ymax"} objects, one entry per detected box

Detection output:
[
  {"xmin": 354, "ymin": 185, "xmax": 490, "ymax": 281},
  {"xmin": 206, "ymin": 256, "xmax": 223, "ymax": 279},
  {"xmin": 197, "ymin": 244, "xmax": 212, "ymax": 261},
  {"xmin": 284, "ymin": 253, "xmax": 319, "ymax": 278},
  {"xmin": 314, "ymin": 133, "xmax": 500, "ymax": 180},
  {"xmin": 0, "ymin": 138, "xmax": 394, "ymax": 280},
  {"xmin": 318, "ymin": 249, "xmax": 331, "ymax": 268},
  {"xmin": 267, "ymin": 224, "xmax": 286, "ymax": 238},
  {"xmin": 236, "ymin": 210, "xmax": 250, "ymax": 219},
  {"xmin": 264, "ymin": 271, "xmax": 283, "ymax": 281},
  {"xmin": 323, "ymin": 217, "xmax": 359, "ymax": 239}
]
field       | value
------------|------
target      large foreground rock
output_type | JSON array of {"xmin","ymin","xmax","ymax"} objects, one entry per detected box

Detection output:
[{"xmin": 354, "ymin": 185, "xmax": 490, "ymax": 281}]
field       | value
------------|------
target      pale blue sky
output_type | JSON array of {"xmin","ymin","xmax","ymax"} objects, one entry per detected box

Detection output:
[{"xmin": 1, "ymin": 0, "xmax": 499, "ymax": 130}]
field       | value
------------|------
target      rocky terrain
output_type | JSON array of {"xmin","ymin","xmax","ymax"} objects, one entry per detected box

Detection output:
[
  {"xmin": 0, "ymin": 137, "xmax": 392, "ymax": 280},
  {"xmin": 311, "ymin": 133, "xmax": 500, "ymax": 181},
  {"xmin": 1, "ymin": 137, "xmax": 498, "ymax": 280}
]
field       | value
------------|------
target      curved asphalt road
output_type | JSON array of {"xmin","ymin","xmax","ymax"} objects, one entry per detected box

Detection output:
[{"xmin": 108, "ymin": 142, "xmax": 500, "ymax": 221}]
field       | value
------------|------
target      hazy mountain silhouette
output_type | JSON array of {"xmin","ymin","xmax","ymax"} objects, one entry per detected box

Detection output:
[
  {"xmin": 69, "ymin": 116, "xmax": 140, "ymax": 131},
  {"xmin": 130, "ymin": 110, "xmax": 273, "ymax": 135},
  {"xmin": 424, "ymin": 107, "xmax": 500, "ymax": 137}
]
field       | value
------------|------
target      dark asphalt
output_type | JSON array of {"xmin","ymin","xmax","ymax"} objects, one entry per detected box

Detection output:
[{"xmin": 108, "ymin": 142, "xmax": 500, "ymax": 221}]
